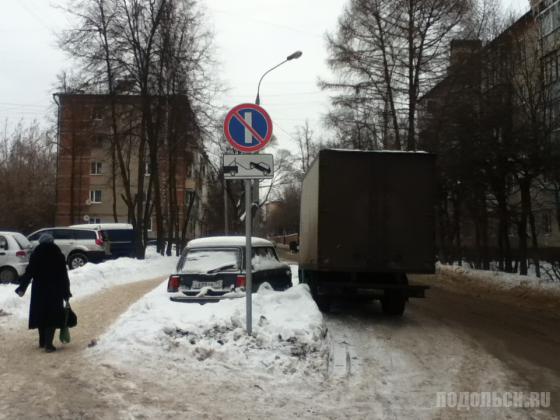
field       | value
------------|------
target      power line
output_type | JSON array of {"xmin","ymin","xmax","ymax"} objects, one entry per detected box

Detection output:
[
  {"xmin": 17, "ymin": 0, "xmax": 54, "ymax": 33},
  {"xmin": 209, "ymin": 8, "xmax": 324, "ymax": 39}
]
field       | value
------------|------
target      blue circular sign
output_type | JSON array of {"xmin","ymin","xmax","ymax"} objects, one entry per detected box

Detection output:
[{"xmin": 224, "ymin": 103, "xmax": 273, "ymax": 153}]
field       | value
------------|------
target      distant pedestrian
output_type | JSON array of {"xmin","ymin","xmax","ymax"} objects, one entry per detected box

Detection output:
[{"xmin": 15, "ymin": 234, "xmax": 72, "ymax": 353}]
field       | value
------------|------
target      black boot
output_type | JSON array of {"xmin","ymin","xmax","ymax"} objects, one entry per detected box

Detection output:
[
  {"xmin": 44, "ymin": 327, "xmax": 56, "ymax": 353},
  {"xmin": 38, "ymin": 328, "xmax": 45, "ymax": 348}
]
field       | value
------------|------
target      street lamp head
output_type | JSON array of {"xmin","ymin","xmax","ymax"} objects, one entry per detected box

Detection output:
[
  {"xmin": 287, "ymin": 51, "xmax": 303, "ymax": 61},
  {"xmin": 255, "ymin": 51, "xmax": 303, "ymax": 105}
]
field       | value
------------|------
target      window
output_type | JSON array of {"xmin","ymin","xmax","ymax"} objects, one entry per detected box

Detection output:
[
  {"xmin": 146, "ymin": 217, "xmax": 153, "ymax": 231},
  {"xmin": 29, "ymin": 229, "xmax": 53, "ymax": 241},
  {"xmin": 12, "ymin": 233, "xmax": 31, "ymax": 249},
  {"xmin": 93, "ymin": 134, "xmax": 108, "ymax": 148},
  {"xmin": 90, "ymin": 190, "xmax": 102, "ymax": 203},
  {"xmin": 543, "ymin": 53, "xmax": 559, "ymax": 85},
  {"xmin": 179, "ymin": 249, "xmax": 240, "ymax": 273},
  {"xmin": 90, "ymin": 161, "xmax": 103, "ymax": 175},
  {"xmin": 103, "ymin": 229, "xmax": 134, "ymax": 241},
  {"xmin": 53, "ymin": 229, "xmax": 74, "ymax": 240},
  {"xmin": 73, "ymin": 230, "xmax": 96, "ymax": 240},
  {"xmin": 0, "ymin": 236, "xmax": 8, "ymax": 250},
  {"xmin": 88, "ymin": 218, "xmax": 101, "ymax": 224},
  {"xmin": 542, "ymin": 211, "xmax": 553, "ymax": 234},
  {"xmin": 92, "ymin": 106, "xmax": 104, "ymax": 121},
  {"xmin": 253, "ymin": 247, "xmax": 276, "ymax": 258}
]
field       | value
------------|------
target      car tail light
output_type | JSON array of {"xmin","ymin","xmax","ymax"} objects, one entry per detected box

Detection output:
[
  {"xmin": 95, "ymin": 232, "xmax": 104, "ymax": 247},
  {"xmin": 236, "ymin": 275, "xmax": 246, "ymax": 288},
  {"xmin": 16, "ymin": 251, "xmax": 26, "ymax": 258},
  {"xmin": 168, "ymin": 275, "xmax": 181, "ymax": 292}
]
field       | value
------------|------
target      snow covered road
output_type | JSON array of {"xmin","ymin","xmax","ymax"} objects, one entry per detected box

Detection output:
[
  {"xmin": 323, "ymin": 294, "xmax": 557, "ymax": 419},
  {"xmin": 1, "ymin": 253, "xmax": 559, "ymax": 419}
]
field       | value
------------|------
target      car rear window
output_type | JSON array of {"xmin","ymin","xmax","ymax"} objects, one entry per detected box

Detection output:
[
  {"xmin": 179, "ymin": 249, "xmax": 240, "ymax": 274},
  {"xmin": 29, "ymin": 230, "xmax": 53, "ymax": 241},
  {"xmin": 12, "ymin": 233, "xmax": 32, "ymax": 249},
  {"xmin": 73, "ymin": 230, "xmax": 97, "ymax": 240},
  {"xmin": 102, "ymin": 229, "xmax": 134, "ymax": 242}
]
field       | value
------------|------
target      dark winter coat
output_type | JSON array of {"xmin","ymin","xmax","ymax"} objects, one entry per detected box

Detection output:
[{"xmin": 15, "ymin": 242, "xmax": 72, "ymax": 329}]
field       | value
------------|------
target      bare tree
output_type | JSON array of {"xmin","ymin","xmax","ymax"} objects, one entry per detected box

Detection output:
[
  {"xmin": 322, "ymin": 0, "xmax": 470, "ymax": 150},
  {"xmin": 293, "ymin": 120, "xmax": 319, "ymax": 176},
  {"xmin": 58, "ymin": 0, "xmax": 216, "ymax": 257},
  {"xmin": 0, "ymin": 122, "xmax": 56, "ymax": 233}
]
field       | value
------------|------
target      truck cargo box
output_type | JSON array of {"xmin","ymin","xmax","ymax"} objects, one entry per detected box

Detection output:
[{"xmin": 299, "ymin": 149, "xmax": 435, "ymax": 274}]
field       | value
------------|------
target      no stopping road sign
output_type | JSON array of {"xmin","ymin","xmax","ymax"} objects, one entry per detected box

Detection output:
[{"xmin": 223, "ymin": 103, "xmax": 273, "ymax": 153}]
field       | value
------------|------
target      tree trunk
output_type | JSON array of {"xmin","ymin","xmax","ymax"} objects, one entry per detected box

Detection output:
[
  {"xmin": 529, "ymin": 209, "xmax": 541, "ymax": 278},
  {"xmin": 481, "ymin": 201, "xmax": 490, "ymax": 270},
  {"xmin": 496, "ymin": 188, "xmax": 513, "ymax": 272},
  {"xmin": 452, "ymin": 195, "xmax": 462, "ymax": 265},
  {"xmin": 518, "ymin": 177, "xmax": 531, "ymax": 276}
]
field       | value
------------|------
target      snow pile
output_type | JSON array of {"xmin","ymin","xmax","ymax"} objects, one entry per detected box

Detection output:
[
  {"xmin": 438, "ymin": 263, "xmax": 560, "ymax": 296},
  {"xmin": 89, "ymin": 282, "xmax": 327, "ymax": 377},
  {"xmin": 0, "ymin": 249, "xmax": 178, "ymax": 319}
]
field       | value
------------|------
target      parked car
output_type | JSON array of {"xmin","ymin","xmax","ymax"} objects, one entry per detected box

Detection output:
[
  {"xmin": 0, "ymin": 231, "xmax": 32, "ymax": 283},
  {"xmin": 167, "ymin": 236, "xmax": 292, "ymax": 302},
  {"xmin": 27, "ymin": 227, "xmax": 109, "ymax": 269},
  {"xmin": 70, "ymin": 223, "xmax": 135, "ymax": 259}
]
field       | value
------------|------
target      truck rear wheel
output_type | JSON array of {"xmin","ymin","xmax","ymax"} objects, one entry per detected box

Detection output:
[
  {"xmin": 301, "ymin": 269, "xmax": 331, "ymax": 312},
  {"xmin": 315, "ymin": 295, "xmax": 331, "ymax": 313},
  {"xmin": 381, "ymin": 293, "xmax": 406, "ymax": 316}
]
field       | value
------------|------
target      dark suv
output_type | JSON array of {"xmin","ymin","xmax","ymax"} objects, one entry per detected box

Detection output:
[{"xmin": 70, "ymin": 223, "xmax": 135, "ymax": 259}]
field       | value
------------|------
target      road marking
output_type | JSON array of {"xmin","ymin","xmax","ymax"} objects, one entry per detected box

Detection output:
[{"xmin": 329, "ymin": 336, "xmax": 353, "ymax": 379}]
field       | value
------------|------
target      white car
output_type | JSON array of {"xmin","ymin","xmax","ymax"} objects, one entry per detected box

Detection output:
[
  {"xmin": 0, "ymin": 232, "xmax": 32, "ymax": 283},
  {"xmin": 28, "ymin": 227, "xmax": 109, "ymax": 269}
]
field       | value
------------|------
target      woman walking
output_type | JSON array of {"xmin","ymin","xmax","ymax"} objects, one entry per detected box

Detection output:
[{"xmin": 15, "ymin": 233, "xmax": 72, "ymax": 353}]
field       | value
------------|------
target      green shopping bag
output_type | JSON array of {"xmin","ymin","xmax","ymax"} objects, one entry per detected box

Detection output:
[
  {"xmin": 59, "ymin": 302, "xmax": 74, "ymax": 344},
  {"xmin": 60, "ymin": 325, "xmax": 71, "ymax": 343}
]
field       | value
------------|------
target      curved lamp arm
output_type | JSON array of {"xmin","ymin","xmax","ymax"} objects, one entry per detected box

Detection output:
[{"xmin": 255, "ymin": 51, "xmax": 302, "ymax": 105}]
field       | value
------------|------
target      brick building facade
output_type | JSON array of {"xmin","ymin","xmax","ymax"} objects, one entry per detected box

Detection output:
[{"xmin": 54, "ymin": 93, "xmax": 208, "ymax": 239}]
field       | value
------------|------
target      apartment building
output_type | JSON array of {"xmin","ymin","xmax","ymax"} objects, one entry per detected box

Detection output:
[
  {"xmin": 419, "ymin": 11, "xmax": 560, "ymax": 266},
  {"xmin": 54, "ymin": 93, "xmax": 208, "ymax": 240}
]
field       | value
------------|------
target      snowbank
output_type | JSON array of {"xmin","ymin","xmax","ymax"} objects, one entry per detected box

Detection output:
[
  {"xmin": 438, "ymin": 263, "xmax": 560, "ymax": 296},
  {"xmin": 89, "ymin": 282, "xmax": 327, "ymax": 378},
  {"xmin": 0, "ymin": 249, "xmax": 178, "ymax": 319}
]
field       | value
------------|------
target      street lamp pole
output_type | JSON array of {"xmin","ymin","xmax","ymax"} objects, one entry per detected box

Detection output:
[
  {"xmin": 251, "ymin": 50, "xmax": 303, "ymax": 233},
  {"xmin": 255, "ymin": 50, "xmax": 303, "ymax": 105},
  {"xmin": 251, "ymin": 50, "xmax": 303, "ymax": 224},
  {"xmin": 244, "ymin": 50, "xmax": 302, "ymax": 336}
]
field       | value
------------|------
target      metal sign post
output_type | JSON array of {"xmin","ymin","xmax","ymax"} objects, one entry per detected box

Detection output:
[
  {"xmin": 244, "ymin": 179, "xmax": 253, "ymax": 335},
  {"xmin": 223, "ymin": 103, "xmax": 274, "ymax": 336}
]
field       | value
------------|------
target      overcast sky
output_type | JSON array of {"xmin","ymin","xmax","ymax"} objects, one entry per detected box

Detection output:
[{"xmin": 0, "ymin": 0, "xmax": 531, "ymax": 151}]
